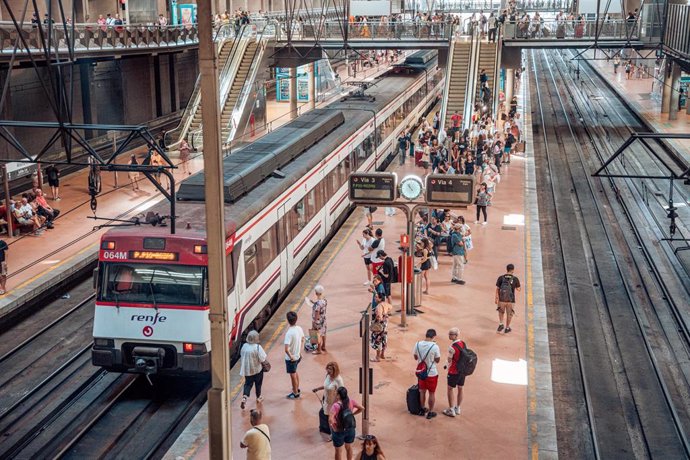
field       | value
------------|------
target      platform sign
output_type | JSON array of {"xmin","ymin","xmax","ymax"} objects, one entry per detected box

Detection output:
[
  {"xmin": 425, "ymin": 174, "xmax": 474, "ymax": 205},
  {"xmin": 349, "ymin": 172, "xmax": 397, "ymax": 203}
]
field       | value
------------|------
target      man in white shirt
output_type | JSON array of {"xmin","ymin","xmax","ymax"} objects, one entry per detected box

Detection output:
[
  {"xmin": 284, "ymin": 311, "xmax": 305, "ymax": 399},
  {"xmin": 240, "ymin": 409, "xmax": 271, "ymax": 460},
  {"xmin": 413, "ymin": 329, "xmax": 441, "ymax": 419}
]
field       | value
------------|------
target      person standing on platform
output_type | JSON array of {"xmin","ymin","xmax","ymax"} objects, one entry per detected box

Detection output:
[
  {"xmin": 284, "ymin": 311, "xmax": 305, "ymax": 399},
  {"xmin": 127, "ymin": 155, "xmax": 140, "ymax": 191},
  {"xmin": 329, "ymin": 387, "xmax": 364, "ymax": 460},
  {"xmin": 368, "ymin": 275, "xmax": 386, "ymax": 310},
  {"xmin": 179, "ymin": 137, "xmax": 192, "ymax": 175},
  {"xmin": 413, "ymin": 329, "xmax": 441, "ymax": 419},
  {"xmin": 376, "ymin": 250, "xmax": 395, "ymax": 304},
  {"xmin": 309, "ymin": 285, "xmax": 328, "ymax": 354},
  {"xmin": 357, "ymin": 435, "xmax": 386, "ymax": 460},
  {"xmin": 312, "ymin": 361, "xmax": 344, "ymax": 421},
  {"xmin": 443, "ymin": 327, "xmax": 466, "ymax": 417},
  {"xmin": 474, "ymin": 182, "xmax": 492, "ymax": 225},
  {"xmin": 370, "ymin": 292, "xmax": 391, "ymax": 362},
  {"xmin": 397, "ymin": 130, "xmax": 409, "ymax": 165},
  {"xmin": 357, "ymin": 228, "xmax": 374, "ymax": 285},
  {"xmin": 0, "ymin": 238, "xmax": 8, "ymax": 295},
  {"xmin": 240, "ymin": 409, "xmax": 271, "ymax": 460},
  {"xmin": 239, "ymin": 330, "xmax": 268, "ymax": 410},
  {"xmin": 495, "ymin": 264, "xmax": 521, "ymax": 334},
  {"xmin": 45, "ymin": 164, "xmax": 60, "ymax": 201},
  {"xmin": 450, "ymin": 224, "xmax": 466, "ymax": 285}
]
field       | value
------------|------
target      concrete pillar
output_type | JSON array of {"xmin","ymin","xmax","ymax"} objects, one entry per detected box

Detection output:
[
  {"xmin": 308, "ymin": 62, "xmax": 316, "ymax": 111},
  {"xmin": 668, "ymin": 62, "xmax": 681, "ymax": 120},
  {"xmin": 290, "ymin": 67, "xmax": 298, "ymax": 119},
  {"xmin": 661, "ymin": 61, "xmax": 674, "ymax": 114},
  {"xmin": 504, "ymin": 68, "xmax": 515, "ymax": 113}
]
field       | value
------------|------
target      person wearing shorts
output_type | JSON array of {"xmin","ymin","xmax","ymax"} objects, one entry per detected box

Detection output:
[
  {"xmin": 413, "ymin": 329, "xmax": 441, "ymax": 419},
  {"xmin": 443, "ymin": 328, "xmax": 465, "ymax": 417},
  {"xmin": 495, "ymin": 264, "xmax": 521, "ymax": 334},
  {"xmin": 283, "ymin": 311, "xmax": 305, "ymax": 399}
]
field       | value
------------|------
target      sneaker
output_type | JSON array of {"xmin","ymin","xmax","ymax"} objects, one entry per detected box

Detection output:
[
  {"xmin": 240, "ymin": 396, "xmax": 247, "ymax": 409},
  {"xmin": 497, "ymin": 324, "xmax": 505, "ymax": 332},
  {"xmin": 287, "ymin": 392, "xmax": 300, "ymax": 399},
  {"xmin": 474, "ymin": 220, "xmax": 480, "ymax": 224},
  {"xmin": 505, "ymin": 327, "xmax": 512, "ymax": 334},
  {"xmin": 454, "ymin": 406, "xmax": 461, "ymax": 416},
  {"xmin": 426, "ymin": 411, "xmax": 437, "ymax": 419},
  {"xmin": 363, "ymin": 281, "xmax": 371, "ymax": 286},
  {"xmin": 456, "ymin": 280, "xmax": 466, "ymax": 285},
  {"xmin": 481, "ymin": 221, "xmax": 488, "ymax": 225},
  {"xmin": 55, "ymin": 197, "xmax": 61, "ymax": 201},
  {"xmin": 417, "ymin": 407, "xmax": 428, "ymax": 416},
  {"xmin": 442, "ymin": 408, "xmax": 456, "ymax": 417},
  {"xmin": 451, "ymin": 278, "xmax": 458, "ymax": 283}
]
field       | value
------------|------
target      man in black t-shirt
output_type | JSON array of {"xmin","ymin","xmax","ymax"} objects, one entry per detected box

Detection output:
[
  {"xmin": 495, "ymin": 263, "xmax": 521, "ymax": 334},
  {"xmin": 0, "ymin": 239, "xmax": 8, "ymax": 294}
]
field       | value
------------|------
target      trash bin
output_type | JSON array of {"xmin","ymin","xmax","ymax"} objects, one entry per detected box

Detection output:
[{"xmin": 413, "ymin": 268, "xmax": 423, "ymax": 307}]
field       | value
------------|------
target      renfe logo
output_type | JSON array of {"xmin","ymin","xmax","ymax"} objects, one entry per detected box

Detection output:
[
  {"xmin": 131, "ymin": 312, "xmax": 167, "ymax": 325},
  {"xmin": 103, "ymin": 251, "xmax": 128, "ymax": 260},
  {"xmin": 142, "ymin": 325, "xmax": 153, "ymax": 337}
]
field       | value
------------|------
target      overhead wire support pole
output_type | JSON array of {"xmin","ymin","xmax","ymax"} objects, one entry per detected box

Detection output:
[{"xmin": 198, "ymin": 0, "xmax": 233, "ymax": 458}]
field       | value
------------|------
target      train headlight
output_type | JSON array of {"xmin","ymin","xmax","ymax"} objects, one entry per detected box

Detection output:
[
  {"xmin": 94, "ymin": 338, "xmax": 114, "ymax": 348},
  {"xmin": 193, "ymin": 245, "xmax": 208, "ymax": 254},
  {"xmin": 101, "ymin": 241, "xmax": 116, "ymax": 250}
]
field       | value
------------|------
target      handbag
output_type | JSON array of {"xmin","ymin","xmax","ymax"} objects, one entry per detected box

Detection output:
[
  {"xmin": 370, "ymin": 321, "xmax": 384, "ymax": 333},
  {"xmin": 257, "ymin": 345, "xmax": 271, "ymax": 372},
  {"xmin": 430, "ymin": 254, "xmax": 438, "ymax": 270}
]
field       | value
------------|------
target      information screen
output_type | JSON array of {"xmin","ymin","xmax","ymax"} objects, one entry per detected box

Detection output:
[
  {"xmin": 349, "ymin": 173, "xmax": 397, "ymax": 203},
  {"xmin": 425, "ymin": 174, "xmax": 474, "ymax": 205}
]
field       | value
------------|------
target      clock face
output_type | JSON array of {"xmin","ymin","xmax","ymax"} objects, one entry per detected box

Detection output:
[{"xmin": 400, "ymin": 176, "xmax": 423, "ymax": 200}]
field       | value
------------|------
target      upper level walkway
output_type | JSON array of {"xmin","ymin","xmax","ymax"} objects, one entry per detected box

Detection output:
[{"xmin": 422, "ymin": 0, "xmax": 573, "ymax": 12}]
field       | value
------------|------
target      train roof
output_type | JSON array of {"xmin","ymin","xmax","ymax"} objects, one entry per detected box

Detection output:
[{"xmin": 105, "ymin": 71, "xmax": 424, "ymax": 240}]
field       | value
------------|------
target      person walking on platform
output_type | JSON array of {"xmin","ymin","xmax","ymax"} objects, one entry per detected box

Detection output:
[
  {"xmin": 45, "ymin": 164, "xmax": 60, "ymax": 201},
  {"xmin": 284, "ymin": 311, "xmax": 305, "ymax": 399},
  {"xmin": 450, "ymin": 224, "xmax": 466, "ymax": 285},
  {"xmin": 239, "ymin": 330, "xmax": 269, "ymax": 410},
  {"xmin": 329, "ymin": 387, "xmax": 364, "ymax": 460},
  {"xmin": 240, "ymin": 409, "xmax": 271, "ymax": 460},
  {"xmin": 308, "ymin": 285, "xmax": 328, "ymax": 354},
  {"xmin": 0, "ymin": 238, "xmax": 8, "ymax": 295},
  {"xmin": 397, "ymin": 130, "xmax": 409, "ymax": 165},
  {"xmin": 474, "ymin": 182, "xmax": 492, "ymax": 225},
  {"xmin": 443, "ymin": 327, "xmax": 466, "ymax": 417},
  {"xmin": 413, "ymin": 329, "xmax": 441, "ymax": 419},
  {"xmin": 495, "ymin": 264, "xmax": 521, "ymax": 333}
]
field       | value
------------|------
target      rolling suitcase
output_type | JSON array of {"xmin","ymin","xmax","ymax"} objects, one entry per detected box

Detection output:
[
  {"xmin": 319, "ymin": 408, "xmax": 331, "ymax": 434},
  {"xmin": 406, "ymin": 384, "xmax": 422, "ymax": 414}
]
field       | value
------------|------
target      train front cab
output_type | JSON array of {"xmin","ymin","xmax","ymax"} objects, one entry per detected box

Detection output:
[{"xmin": 91, "ymin": 231, "xmax": 214, "ymax": 375}]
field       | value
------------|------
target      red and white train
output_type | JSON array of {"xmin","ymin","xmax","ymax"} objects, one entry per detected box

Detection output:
[{"xmin": 92, "ymin": 54, "xmax": 443, "ymax": 374}]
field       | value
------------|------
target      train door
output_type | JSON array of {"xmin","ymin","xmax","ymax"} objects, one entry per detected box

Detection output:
[{"xmin": 278, "ymin": 203, "xmax": 290, "ymax": 289}]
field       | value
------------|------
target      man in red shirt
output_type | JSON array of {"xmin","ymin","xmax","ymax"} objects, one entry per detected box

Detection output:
[
  {"xmin": 450, "ymin": 110, "xmax": 462, "ymax": 135},
  {"xmin": 443, "ymin": 327, "xmax": 465, "ymax": 417}
]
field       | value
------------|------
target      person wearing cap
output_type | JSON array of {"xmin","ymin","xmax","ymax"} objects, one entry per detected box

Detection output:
[
  {"xmin": 449, "ymin": 223, "xmax": 466, "ymax": 285},
  {"xmin": 413, "ymin": 329, "xmax": 441, "ymax": 419}
]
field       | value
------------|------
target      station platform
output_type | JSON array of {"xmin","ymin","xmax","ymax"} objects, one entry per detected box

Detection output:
[
  {"xmin": 584, "ymin": 52, "xmax": 690, "ymax": 158},
  {"xmin": 0, "ymin": 56, "xmax": 398, "ymax": 320},
  {"xmin": 164, "ymin": 76, "xmax": 557, "ymax": 459}
]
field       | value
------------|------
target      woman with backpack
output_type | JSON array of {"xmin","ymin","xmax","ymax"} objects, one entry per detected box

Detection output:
[{"xmin": 329, "ymin": 387, "xmax": 364, "ymax": 460}]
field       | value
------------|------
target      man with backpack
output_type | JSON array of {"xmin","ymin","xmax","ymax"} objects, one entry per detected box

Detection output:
[
  {"xmin": 443, "ymin": 327, "xmax": 466, "ymax": 417},
  {"xmin": 413, "ymin": 329, "xmax": 441, "ymax": 419},
  {"xmin": 495, "ymin": 263, "xmax": 521, "ymax": 333}
]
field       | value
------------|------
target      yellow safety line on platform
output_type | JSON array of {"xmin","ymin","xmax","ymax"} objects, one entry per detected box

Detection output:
[
  {"xmin": 229, "ymin": 216, "xmax": 360, "ymax": 399},
  {"xmin": 526, "ymin": 204, "xmax": 539, "ymax": 460},
  {"xmin": 6, "ymin": 242, "xmax": 98, "ymax": 296}
]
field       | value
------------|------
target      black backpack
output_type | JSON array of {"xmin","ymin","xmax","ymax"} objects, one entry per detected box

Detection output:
[
  {"xmin": 456, "ymin": 342, "xmax": 478, "ymax": 376},
  {"xmin": 339, "ymin": 404, "xmax": 356, "ymax": 431},
  {"xmin": 498, "ymin": 275, "xmax": 514, "ymax": 303}
]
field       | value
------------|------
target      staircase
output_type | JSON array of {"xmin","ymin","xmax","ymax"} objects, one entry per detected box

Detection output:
[
  {"xmin": 187, "ymin": 39, "xmax": 236, "ymax": 134},
  {"xmin": 474, "ymin": 41, "xmax": 498, "ymax": 107},
  {"xmin": 220, "ymin": 41, "xmax": 259, "ymax": 140},
  {"xmin": 444, "ymin": 41, "xmax": 472, "ymax": 127}
]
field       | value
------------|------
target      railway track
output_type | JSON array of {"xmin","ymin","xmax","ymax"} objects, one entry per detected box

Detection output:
[
  {"xmin": 0, "ymin": 279, "xmax": 209, "ymax": 459},
  {"xmin": 530, "ymin": 48, "xmax": 690, "ymax": 458}
]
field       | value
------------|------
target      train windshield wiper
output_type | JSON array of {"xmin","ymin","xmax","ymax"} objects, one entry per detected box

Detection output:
[{"xmin": 148, "ymin": 269, "xmax": 158, "ymax": 311}]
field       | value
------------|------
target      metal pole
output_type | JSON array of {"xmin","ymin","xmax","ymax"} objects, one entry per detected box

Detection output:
[
  {"xmin": 360, "ymin": 306, "xmax": 371, "ymax": 436},
  {"xmin": 198, "ymin": 0, "xmax": 232, "ymax": 458},
  {"xmin": 112, "ymin": 132, "xmax": 118, "ymax": 188},
  {"xmin": 2, "ymin": 165, "xmax": 13, "ymax": 237},
  {"xmin": 290, "ymin": 67, "xmax": 298, "ymax": 119},
  {"xmin": 406, "ymin": 211, "xmax": 415, "ymax": 316},
  {"xmin": 400, "ymin": 243, "xmax": 408, "ymax": 327}
]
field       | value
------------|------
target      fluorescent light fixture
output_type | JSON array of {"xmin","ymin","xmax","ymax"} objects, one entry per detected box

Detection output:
[{"xmin": 491, "ymin": 358, "xmax": 528, "ymax": 386}]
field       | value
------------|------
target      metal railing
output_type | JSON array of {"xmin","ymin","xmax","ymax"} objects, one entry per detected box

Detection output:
[
  {"xmin": 405, "ymin": 0, "xmax": 572, "ymax": 11},
  {"xmin": 503, "ymin": 18, "xmax": 647, "ymax": 41},
  {"xmin": 277, "ymin": 20, "xmax": 455, "ymax": 41}
]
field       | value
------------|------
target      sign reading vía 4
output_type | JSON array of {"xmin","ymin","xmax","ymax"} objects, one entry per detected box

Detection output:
[
  {"xmin": 348, "ymin": 172, "xmax": 398, "ymax": 203},
  {"xmin": 425, "ymin": 174, "xmax": 475, "ymax": 206}
]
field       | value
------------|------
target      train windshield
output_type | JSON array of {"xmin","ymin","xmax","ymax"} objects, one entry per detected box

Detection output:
[{"xmin": 99, "ymin": 263, "xmax": 208, "ymax": 306}]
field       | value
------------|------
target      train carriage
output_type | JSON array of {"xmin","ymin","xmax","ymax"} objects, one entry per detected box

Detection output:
[{"xmin": 92, "ymin": 56, "xmax": 443, "ymax": 374}]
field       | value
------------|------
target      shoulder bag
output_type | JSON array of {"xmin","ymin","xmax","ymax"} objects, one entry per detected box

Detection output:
[{"xmin": 258, "ymin": 344, "xmax": 271, "ymax": 372}]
